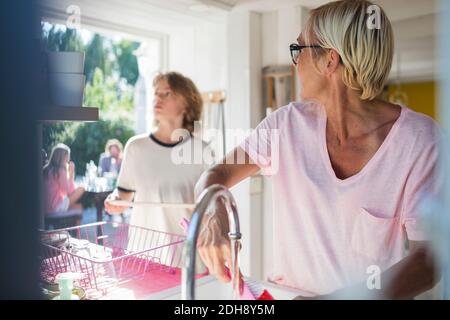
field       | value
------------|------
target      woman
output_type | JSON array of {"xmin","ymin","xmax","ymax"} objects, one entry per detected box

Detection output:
[
  {"xmin": 196, "ymin": 0, "xmax": 441, "ymax": 299},
  {"xmin": 98, "ymin": 139, "xmax": 123, "ymax": 177},
  {"xmin": 43, "ymin": 143, "xmax": 85, "ymax": 214},
  {"xmin": 105, "ymin": 72, "xmax": 213, "ymax": 249}
]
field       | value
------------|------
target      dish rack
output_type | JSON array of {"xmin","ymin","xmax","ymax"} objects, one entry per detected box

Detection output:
[{"xmin": 39, "ymin": 221, "xmax": 185, "ymax": 297}]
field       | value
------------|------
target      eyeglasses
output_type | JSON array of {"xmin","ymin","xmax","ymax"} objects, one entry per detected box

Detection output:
[{"xmin": 289, "ymin": 43, "xmax": 322, "ymax": 65}]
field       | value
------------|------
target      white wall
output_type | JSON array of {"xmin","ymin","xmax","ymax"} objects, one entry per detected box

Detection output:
[
  {"xmin": 223, "ymin": 4, "xmax": 310, "ymax": 281},
  {"xmin": 261, "ymin": 6, "xmax": 309, "ymax": 102},
  {"xmin": 259, "ymin": 5, "xmax": 309, "ymax": 281},
  {"xmin": 168, "ymin": 22, "xmax": 227, "ymax": 92},
  {"xmin": 226, "ymin": 9, "xmax": 258, "ymax": 278},
  {"xmin": 193, "ymin": 22, "xmax": 228, "ymax": 92}
]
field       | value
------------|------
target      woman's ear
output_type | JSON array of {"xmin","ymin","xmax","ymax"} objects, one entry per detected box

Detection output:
[{"xmin": 325, "ymin": 49, "xmax": 341, "ymax": 76}]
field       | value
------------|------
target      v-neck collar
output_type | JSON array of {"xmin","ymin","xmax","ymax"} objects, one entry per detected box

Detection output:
[{"xmin": 319, "ymin": 103, "xmax": 406, "ymax": 185}]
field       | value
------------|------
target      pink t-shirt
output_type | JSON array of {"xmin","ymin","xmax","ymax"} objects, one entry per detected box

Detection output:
[
  {"xmin": 44, "ymin": 168, "xmax": 75, "ymax": 213},
  {"xmin": 240, "ymin": 101, "xmax": 442, "ymax": 295}
]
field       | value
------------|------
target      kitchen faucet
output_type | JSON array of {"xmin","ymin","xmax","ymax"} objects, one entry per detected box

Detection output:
[{"xmin": 181, "ymin": 184, "xmax": 242, "ymax": 300}]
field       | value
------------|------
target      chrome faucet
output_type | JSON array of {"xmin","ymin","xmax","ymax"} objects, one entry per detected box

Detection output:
[{"xmin": 181, "ymin": 184, "xmax": 242, "ymax": 300}]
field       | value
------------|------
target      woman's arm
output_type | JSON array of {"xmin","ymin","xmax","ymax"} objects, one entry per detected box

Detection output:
[
  {"xmin": 296, "ymin": 241, "xmax": 440, "ymax": 300},
  {"xmin": 57, "ymin": 167, "xmax": 74, "ymax": 195},
  {"xmin": 67, "ymin": 161, "xmax": 76, "ymax": 193},
  {"xmin": 195, "ymin": 146, "xmax": 260, "ymax": 283},
  {"xmin": 377, "ymin": 241, "xmax": 439, "ymax": 299},
  {"xmin": 195, "ymin": 146, "xmax": 260, "ymax": 197}
]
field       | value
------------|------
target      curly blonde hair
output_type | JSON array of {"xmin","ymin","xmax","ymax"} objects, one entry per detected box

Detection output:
[{"xmin": 153, "ymin": 72, "xmax": 203, "ymax": 133}]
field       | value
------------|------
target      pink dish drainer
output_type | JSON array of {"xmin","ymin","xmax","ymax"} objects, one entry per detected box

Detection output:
[{"xmin": 39, "ymin": 221, "xmax": 186, "ymax": 299}]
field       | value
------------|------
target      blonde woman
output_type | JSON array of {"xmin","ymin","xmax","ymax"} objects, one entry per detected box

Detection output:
[
  {"xmin": 43, "ymin": 143, "xmax": 85, "ymax": 214},
  {"xmin": 105, "ymin": 72, "xmax": 213, "ymax": 240},
  {"xmin": 196, "ymin": 0, "xmax": 441, "ymax": 299}
]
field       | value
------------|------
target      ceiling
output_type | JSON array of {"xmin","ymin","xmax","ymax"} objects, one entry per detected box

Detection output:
[
  {"xmin": 143, "ymin": 0, "xmax": 439, "ymax": 81},
  {"xmin": 91, "ymin": 0, "xmax": 436, "ymax": 82},
  {"xmin": 143, "ymin": 0, "xmax": 438, "ymax": 21}
]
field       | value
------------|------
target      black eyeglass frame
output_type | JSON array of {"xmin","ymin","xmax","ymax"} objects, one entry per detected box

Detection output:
[{"xmin": 289, "ymin": 43, "xmax": 322, "ymax": 65}]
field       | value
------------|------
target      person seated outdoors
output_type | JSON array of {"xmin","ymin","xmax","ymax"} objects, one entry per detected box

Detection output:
[
  {"xmin": 43, "ymin": 143, "xmax": 85, "ymax": 227},
  {"xmin": 98, "ymin": 139, "xmax": 123, "ymax": 177}
]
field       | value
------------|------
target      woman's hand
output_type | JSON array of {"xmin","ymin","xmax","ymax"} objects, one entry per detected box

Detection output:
[
  {"xmin": 197, "ymin": 201, "xmax": 243, "ymax": 287},
  {"xmin": 198, "ymin": 240, "xmax": 233, "ymax": 283},
  {"xmin": 193, "ymin": 147, "xmax": 260, "ymax": 289},
  {"xmin": 197, "ymin": 200, "xmax": 232, "ymax": 282},
  {"xmin": 104, "ymin": 193, "xmax": 129, "ymax": 214}
]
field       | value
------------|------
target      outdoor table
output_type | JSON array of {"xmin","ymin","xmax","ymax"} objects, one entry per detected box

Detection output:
[{"xmin": 76, "ymin": 176, "xmax": 115, "ymax": 242}]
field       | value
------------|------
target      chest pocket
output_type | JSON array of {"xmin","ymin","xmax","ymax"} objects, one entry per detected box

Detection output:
[{"xmin": 351, "ymin": 207, "xmax": 401, "ymax": 262}]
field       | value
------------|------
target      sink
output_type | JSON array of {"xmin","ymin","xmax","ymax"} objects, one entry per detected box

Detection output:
[{"xmin": 143, "ymin": 275, "xmax": 314, "ymax": 300}]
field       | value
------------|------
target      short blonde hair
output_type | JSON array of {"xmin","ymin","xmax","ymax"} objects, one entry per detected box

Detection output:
[
  {"xmin": 304, "ymin": 0, "xmax": 394, "ymax": 100},
  {"xmin": 153, "ymin": 72, "xmax": 203, "ymax": 133}
]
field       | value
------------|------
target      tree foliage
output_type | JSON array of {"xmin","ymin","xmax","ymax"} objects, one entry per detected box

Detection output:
[{"xmin": 41, "ymin": 23, "xmax": 140, "ymax": 175}]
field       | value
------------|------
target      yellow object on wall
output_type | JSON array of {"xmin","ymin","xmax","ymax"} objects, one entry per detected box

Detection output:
[{"xmin": 387, "ymin": 81, "xmax": 437, "ymax": 121}]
